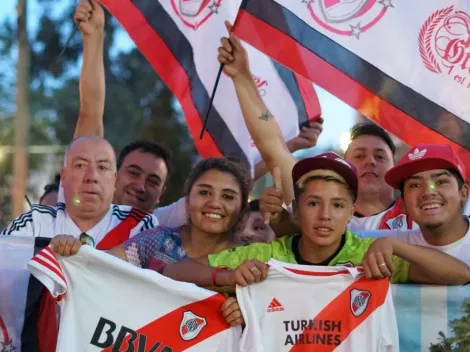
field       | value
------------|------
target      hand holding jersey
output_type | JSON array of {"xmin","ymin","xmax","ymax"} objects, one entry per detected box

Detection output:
[{"xmin": 50, "ymin": 235, "xmax": 81, "ymax": 257}]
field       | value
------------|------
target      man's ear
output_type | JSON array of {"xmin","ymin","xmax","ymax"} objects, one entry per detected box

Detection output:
[
  {"xmin": 460, "ymin": 183, "xmax": 469, "ymax": 208},
  {"xmin": 156, "ymin": 185, "xmax": 167, "ymax": 205},
  {"xmin": 349, "ymin": 203, "xmax": 355, "ymax": 222}
]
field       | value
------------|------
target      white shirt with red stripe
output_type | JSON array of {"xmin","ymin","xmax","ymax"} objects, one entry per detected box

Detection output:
[
  {"xmin": 1, "ymin": 203, "xmax": 158, "ymax": 250},
  {"xmin": 349, "ymin": 198, "xmax": 419, "ymax": 232},
  {"xmin": 237, "ymin": 259, "xmax": 398, "ymax": 352},
  {"xmin": 27, "ymin": 246, "xmax": 241, "ymax": 352}
]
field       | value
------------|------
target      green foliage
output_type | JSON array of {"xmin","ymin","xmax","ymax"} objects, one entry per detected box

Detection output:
[
  {"xmin": 429, "ymin": 299, "xmax": 470, "ymax": 351},
  {"xmin": 0, "ymin": 1, "xmax": 198, "ymax": 217}
]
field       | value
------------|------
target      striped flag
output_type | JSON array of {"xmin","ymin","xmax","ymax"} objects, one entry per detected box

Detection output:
[
  {"xmin": 98, "ymin": 0, "xmax": 321, "ymax": 167},
  {"xmin": 0, "ymin": 236, "xmax": 56, "ymax": 352},
  {"xmin": 232, "ymin": 0, "xmax": 470, "ymax": 169},
  {"xmin": 393, "ymin": 284, "xmax": 470, "ymax": 351}
]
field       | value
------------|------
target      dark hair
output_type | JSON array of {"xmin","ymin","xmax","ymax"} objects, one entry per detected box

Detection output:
[
  {"xmin": 39, "ymin": 174, "xmax": 61, "ymax": 204},
  {"xmin": 117, "ymin": 140, "xmax": 172, "ymax": 174},
  {"xmin": 294, "ymin": 175, "xmax": 355, "ymax": 201},
  {"xmin": 184, "ymin": 157, "xmax": 253, "ymax": 219},
  {"xmin": 399, "ymin": 168, "xmax": 465, "ymax": 194},
  {"xmin": 349, "ymin": 122, "xmax": 396, "ymax": 156},
  {"xmin": 249, "ymin": 199, "xmax": 260, "ymax": 212}
]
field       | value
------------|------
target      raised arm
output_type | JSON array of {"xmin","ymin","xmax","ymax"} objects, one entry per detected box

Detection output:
[
  {"xmin": 73, "ymin": 0, "xmax": 105, "ymax": 138},
  {"xmin": 219, "ymin": 21, "xmax": 296, "ymax": 203},
  {"xmin": 254, "ymin": 121, "xmax": 323, "ymax": 180}
]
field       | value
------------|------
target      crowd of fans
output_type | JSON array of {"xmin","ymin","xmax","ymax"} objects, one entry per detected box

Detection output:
[{"xmin": 3, "ymin": 0, "xmax": 470, "ymax": 334}]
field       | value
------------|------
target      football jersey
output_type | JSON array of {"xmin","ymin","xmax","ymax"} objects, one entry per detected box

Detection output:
[
  {"xmin": 27, "ymin": 246, "xmax": 241, "ymax": 352},
  {"xmin": 349, "ymin": 198, "xmax": 419, "ymax": 232},
  {"xmin": 1, "ymin": 203, "xmax": 158, "ymax": 250},
  {"xmin": 237, "ymin": 259, "xmax": 398, "ymax": 352}
]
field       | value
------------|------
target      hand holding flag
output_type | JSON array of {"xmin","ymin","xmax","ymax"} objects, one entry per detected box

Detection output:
[
  {"xmin": 74, "ymin": 0, "xmax": 105, "ymax": 36},
  {"xmin": 218, "ymin": 21, "xmax": 251, "ymax": 81}
]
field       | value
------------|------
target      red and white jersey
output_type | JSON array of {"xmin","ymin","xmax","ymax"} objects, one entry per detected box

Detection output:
[
  {"xmin": 237, "ymin": 259, "xmax": 398, "ymax": 352},
  {"xmin": 28, "ymin": 246, "xmax": 241, "ymax": 352},
  {"xmin": 1, "ymin": 203, "xmax": 158, "ymax": 250},
  {"xmin": 349, "ymin": 198, "xmax": 419, "ymax": 232}
]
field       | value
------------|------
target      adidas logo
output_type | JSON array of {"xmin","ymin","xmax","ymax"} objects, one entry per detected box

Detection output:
[
  {"xmin": 408, "ymin": 148, "xmax": 427, "ymax": 160},
  {"xmin": 267, "ymin": 298, "xmax": 284, "ymax": 313}
]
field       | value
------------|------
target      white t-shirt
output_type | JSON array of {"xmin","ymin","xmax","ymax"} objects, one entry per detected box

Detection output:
[
  {"xmin": 153, "ymin": 197, "xmax": 188, "ymax": 228},
  {"xmin": 237, "ymin": 259, "xmax": 398, "ymax": 352},
  {"xmin": 28, "ymin": 246, "xmax": 241, "ymax": 352},
  {"xmin": 357, "ymin": 224, "xmax": 470, "ymax": 267},
  {"xmin": 1, "ymin": 203, "xmax": 158, "ymax": 249}
]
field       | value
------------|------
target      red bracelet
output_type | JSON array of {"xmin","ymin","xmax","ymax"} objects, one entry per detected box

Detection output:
[{"xmin": 211, "ymin": 266, "xmax": 230, "ymax": 287}]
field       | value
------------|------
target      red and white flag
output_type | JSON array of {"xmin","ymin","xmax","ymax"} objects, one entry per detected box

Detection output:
[
  {"xmin": 98, "ymin": 0, "xmax": 321, "ymax": 167},
  {"xmin": 233, "ymin": 0, "xmax": 470, "ymax": 169}
]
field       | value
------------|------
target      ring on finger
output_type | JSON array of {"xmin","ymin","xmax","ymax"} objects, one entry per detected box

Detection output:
[
  {"xmin": 250, "ymin": 266, "xmax": 258, "ymax": 272},
  {"xmin": 378, "ymin": 263, "xmax": 387, "ymax": 267}
]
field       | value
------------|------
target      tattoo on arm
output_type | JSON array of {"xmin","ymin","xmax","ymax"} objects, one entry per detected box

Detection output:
[{"xmin": 259, "ymin": 110, "xmax": 272, "ymax": 121}]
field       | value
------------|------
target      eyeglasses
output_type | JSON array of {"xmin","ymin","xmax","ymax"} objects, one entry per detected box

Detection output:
[{"xmin": 79, "ymin": 233, "xmax": 95, "ymax": 248}]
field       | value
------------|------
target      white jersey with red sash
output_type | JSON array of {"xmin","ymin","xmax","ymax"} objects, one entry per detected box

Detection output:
[
  {"xmin": 27, "ymin": 246, "xmax": 241, "ymax": 352},
  {"xmin": 1, "ymin": 203, "xmax": 158, "ymax": 250},
  {"xmin": 349, "ymin": 198, "xmax": 419, "ymax": 232},
  {"xmin": 237, "ymin": 259, "xmax": 398, "ymax": 352}
]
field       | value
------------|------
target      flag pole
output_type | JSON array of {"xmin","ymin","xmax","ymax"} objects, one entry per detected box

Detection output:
[
  {"xmin": 199, "ymin": 64, "xmax": 224, "ymax": 139},
  {"xmin": 56, "ymin": 0, "xmax": 91, "ymax": 64},
  {"xmin": 199, "ymin": 7, "xmax": 245, "ymax": 140},
  {"xmin": 25, "ymin": 195, "xmax": 32, "ymax": 209}
]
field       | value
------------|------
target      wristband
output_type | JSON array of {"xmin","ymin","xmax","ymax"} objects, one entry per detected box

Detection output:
[{"xmin": 211, "ymin": 266, "xmax": 230, "ymax": 287}]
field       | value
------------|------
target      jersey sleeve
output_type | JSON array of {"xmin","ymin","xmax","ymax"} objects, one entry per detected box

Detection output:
[
  {"xmin": 27, "ymin": 246, "xmax": 68, "ymax": 303},
  {"xmin": 1, "ymin": 210, "xmax": 36, "ymax": 236},
  {"xmin": 129, "ymin": 212, "xmax": 160, "ymax": 237},
  {"xmin": 154, "ymin": 197, "xmax": 188, "ymax": 228},
  {"xmin": 390, "ymin": 255, "xmax": 410, "ymax": 284},
  {"xmin": 208, "ymin": 243, "xmax": 274, "ymax": 269}
]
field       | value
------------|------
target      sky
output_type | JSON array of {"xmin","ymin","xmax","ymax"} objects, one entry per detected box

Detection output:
[{"xmin": 0, "ymin": 0, "xmax": 356, "ymax": 150}]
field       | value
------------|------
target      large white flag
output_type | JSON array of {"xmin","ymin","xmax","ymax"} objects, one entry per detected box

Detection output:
[
  {"xmin": 98, "ymin": 0, "xmax": 321, "ymax": 167},
  {"xmin": 233, "ymin": 0, "xmax": 470, "ymax": 167}
]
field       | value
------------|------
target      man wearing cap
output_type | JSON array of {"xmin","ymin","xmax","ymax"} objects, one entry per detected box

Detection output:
[
  {"xmin": 157, "ymin": 152, "xmax": 470, "ymax": 288},
  {"xmin": 381, "ymin": 144, "xmax": 470, "ymax": 265}
]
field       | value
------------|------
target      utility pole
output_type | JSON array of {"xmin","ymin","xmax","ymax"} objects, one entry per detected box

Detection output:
[{"xmin": 13, "ymin": 0, "xmax": 30, "ymax": 217}]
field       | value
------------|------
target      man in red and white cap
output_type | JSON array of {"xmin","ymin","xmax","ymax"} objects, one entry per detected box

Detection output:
[{"xmin": 384, "ymin": 144, "xmax": 470, "ymax": 265}]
